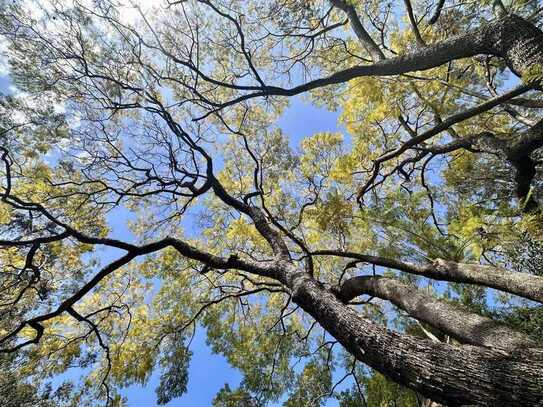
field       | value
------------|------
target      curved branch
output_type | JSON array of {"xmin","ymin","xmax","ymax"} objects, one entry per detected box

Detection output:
[
  {"xmin": 199, "ymin": 14, "xmax": 543, "ymax": 117},
  {"xmin": 312, "ymin": 250, "xmax": 543, "ymax": 303},
  {"xmin": 289, "ymin": 273, "xmax": 543, "ymax": 406},
  {"xmin": 424, "ymin": 120, "xmax": 543, "ymax": 212},
  {"xmin": 329, "ymin": 0, "xmax": 385, "ymax": 61},
  {"xmin": 335, "ymin": 275, "xmax": 537, "ymax": 349},
  {"xmin": 357, "ymin": 83, "xmax": 533, "ymax": 200},
  {"xmin": 0, "ymin": 237, "xmax": 278, "ymax": 352},
  {"xmin": 428, "ymin": 0, "xmax": 445, "ymax": 25},
  {"xmin": 403, "ymin": 0, "xmax": 425, "ymax": 46}
]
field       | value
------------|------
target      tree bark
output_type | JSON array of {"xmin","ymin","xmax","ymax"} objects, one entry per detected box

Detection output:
[
  {"xmin": 329, "ymin": 0, "xmax": 385, "ymax": 62},
  {"xmin": 336, "ymin": 276, "xmax": 537, "ymax": 349},
  {"xmin": 313, "ymin": 250, "xmax": 543, "ymax": 303},
  {"xmin": 431, "ymin": 259, "xmax": 543, "ymax": 303},
  {"xmin": 432, "ymin": 120, "xmax": 543, "ymax": 212},
  {"xmin": 260, "ymin": 14, "xmax": 543, "ymax": 99},
  {"xmin": 287, "ymin": 272, "xmax": 543, "ymax": 407}
]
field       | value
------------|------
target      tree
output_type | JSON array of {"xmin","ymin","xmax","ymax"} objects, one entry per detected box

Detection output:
[{"xmin": 1, "ymin": 0, "xmax": 543, "ymax": 405}]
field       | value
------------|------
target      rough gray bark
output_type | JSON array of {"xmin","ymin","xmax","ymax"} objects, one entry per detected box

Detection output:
[
  {"xmin": 287, "ymin": 272, "xmax": 543, "ymax": 407},
  {"xmin": 256, "ymin": 14, "xmax": 543, "ymax": 100},
  {"xmin": 329, "ymin": 0, "xmax": 385, "ymax": 62},
  {"xmin": 189, "ymin": 10, "xmax": 543, "ymax": 406},
  {"xmin": 6, "ymin": 7, "xmax": 543, "ymax": 406},
  {"xmin": 336, "ymin": 275, "xmax": 537, "ymax": 349},
  {"xmin": 313, "ymin": 250, "xmax": 543, "ymax": 303},
  {"xmin": 431, "ymin": 259, "xmax": 543, "ymax": 303},
  {"xmin": 485, "ymin": 14, "xmax": 543, "ymax": 77}
]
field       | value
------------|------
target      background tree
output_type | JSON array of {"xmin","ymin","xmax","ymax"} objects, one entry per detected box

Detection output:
[{"xmin": 1, "ymin": 0, "xmax": 543, "ymax": 405}]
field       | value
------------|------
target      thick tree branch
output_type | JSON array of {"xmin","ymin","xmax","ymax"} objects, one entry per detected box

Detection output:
[
  {"xmin": 425, "ymin": 120, "xmax": 543, "ymax": 211},
  {"xmin": 329, "ymin": 0, "xmax": 385, "ymax": 61},
  {"xmin": 335, "ymin": 275, "xmax": 537, "ymax": 349},
  {"xmin": 508, "ymin": 97, "xmax": 543, "ymax": 108},
  {"xmin": 357, "ymin": 83, "xmax": 533, "ymax": 199},
  {"xmin": 201, "ymin": 14, "xmax": 543, "ymax": 116},
  {"xmin": 289, "ymin": 273, "xmax": 543, "ymax": 406},
  {"xmin": 312, "ymin": 250, "xmax": 543, "ymax": 303}
]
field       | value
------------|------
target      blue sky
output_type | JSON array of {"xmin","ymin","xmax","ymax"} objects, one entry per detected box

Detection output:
[
  {"xmin": 117, "ymin": 98, "xmax": 344, "ymax": 406},
  {"xmin": 122, "ymin": 328, "xmax": 241, "ymax": 406},
  {"xmin": 2, "ymin": 61, "xmax": 523, "ymax": 406},
  {"xmin": 3, "ymin": 3, "xmax": 521, "ymax": 402},
  {"xmin": 1, "ymin": 65, "xmax": 344, "ymax": 405},
  {"xmin": 110, "ymin": 98, "xmax": 342, "ymax": 406}
]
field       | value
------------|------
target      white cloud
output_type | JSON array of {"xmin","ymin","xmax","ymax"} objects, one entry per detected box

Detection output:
[
  {"xmin": 11, "ymin": 109, "xmax": 26, "ymax": 124},
  {"xmin": 53, "ymin": 101, "xmax": 66, "ymax": 114},
  {"xmin": 117, "ymin": 0, "xmax": 159, "ymax": 25}
]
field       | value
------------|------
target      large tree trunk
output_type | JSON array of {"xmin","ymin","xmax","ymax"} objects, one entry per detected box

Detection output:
[{"xmin": 287, "ymin": 272, "xmax": 543, "ymax": 406}]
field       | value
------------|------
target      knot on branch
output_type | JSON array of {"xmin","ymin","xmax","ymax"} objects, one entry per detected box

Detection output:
[{"xmin": 432, "ymin": 258, "xmax": 451, "ymax": 275}]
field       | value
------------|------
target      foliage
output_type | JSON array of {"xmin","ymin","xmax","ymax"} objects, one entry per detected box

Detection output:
[
  {"xmin": 1, "ymin": 0, "xmax": 543, "ymax": 405},
  {"xmin": 155, "ymin": 339, "xmax": 191, "ymax": 405}
]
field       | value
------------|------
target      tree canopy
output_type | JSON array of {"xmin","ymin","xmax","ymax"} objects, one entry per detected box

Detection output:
[{"xmin": 1, "ymin": 0, "xmax": 543, "ymax": 405}]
